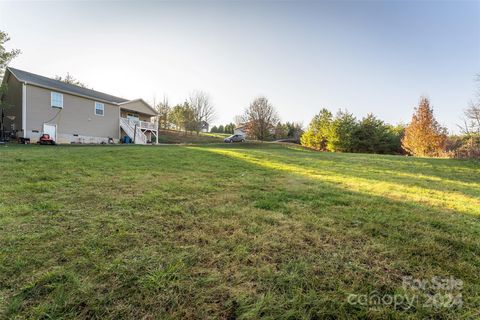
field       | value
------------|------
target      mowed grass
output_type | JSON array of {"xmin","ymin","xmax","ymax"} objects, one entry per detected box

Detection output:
[
  {"xmin": 0, "ymin": 143, "xmax": 479, "ymax": 319},
  {"xmin": 157, "ymin": 130, "xmax": 229, "ymax": 144}
]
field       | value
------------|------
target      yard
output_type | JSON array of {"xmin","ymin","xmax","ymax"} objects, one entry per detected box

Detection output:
[{"xmin": 1, "ymin": 143, "xmax": 479, "ymax": 319}]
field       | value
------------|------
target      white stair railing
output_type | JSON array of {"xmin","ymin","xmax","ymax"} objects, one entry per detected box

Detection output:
[
  {"xmin": 120, "ymin": 118, "xmax": 148, "ymax": 144},
  {"xmin": 120, "ymin": 118, "xmax": 134, "ymax": 139}
]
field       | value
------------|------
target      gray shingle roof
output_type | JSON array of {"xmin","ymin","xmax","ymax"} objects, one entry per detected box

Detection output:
[{"xmin": 7, "ymin": 67, "xmax": 129, "ymax": 104}]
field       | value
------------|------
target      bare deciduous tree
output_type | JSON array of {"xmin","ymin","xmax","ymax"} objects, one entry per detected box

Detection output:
[
  {"xmin": 464, "ymin": 103, "xmax": 480, "ymax": 134},
  {"xmin": 188, "ymin": 91, "xmax": 216, "ymax": 135},
  {"xmin": 233, "ymin": 115, "xmax": 244, "ymax": 127},
  {"xmin": 242, "ymin": 97, "xmax": 279, "ymax": 141},
  {"xmin": 460, "ymin": 74, "xmax": 480, "ymax": 134}
]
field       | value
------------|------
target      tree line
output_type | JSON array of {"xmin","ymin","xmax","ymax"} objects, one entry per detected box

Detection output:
[
  {"xmin": 232, "ymin": 97, "xmax": 303, "ymax": 141},
  {"xmin": 301, "ymin": 109, "xmax": 403, "ymax": 154},
  {"xmin": 301, "ymin": 94, "xmax": 480, "ymax": 158},
  {"xmin": 156, "ymin": 91, "xmax": 216, "ymax": 135},
  {"xmin": 235, "ymin": 92, "xmax": 479, "ymax": 159},
  {"xmin": 210, "ymin": 123, "xmax": 235, "ymax": 134}
]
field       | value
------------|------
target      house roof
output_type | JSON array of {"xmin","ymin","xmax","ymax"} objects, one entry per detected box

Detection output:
[
  {"xmin": 119, "ymin": 99, "xmax": 158, "ymax": 116},
  {"xmin": 7, "ymin": 67, "xmax": 129, "ymax": 104}
]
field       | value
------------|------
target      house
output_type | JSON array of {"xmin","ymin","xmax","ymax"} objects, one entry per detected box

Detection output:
[
  {"xmin": 200, "ymin": 121, "xmax": 209, "ymax": 133},
  {"xmin": 0, "ymin": 67, "xmax": 158, "ymax": 144},
  {"xmin": 234, "ymin": 125, "xmax": 247, "ymax": 137}
]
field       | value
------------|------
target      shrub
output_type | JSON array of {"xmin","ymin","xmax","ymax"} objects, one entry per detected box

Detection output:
[{"xmin": 453, "ymin": 135, "xmax": 480, "ymax": 159}]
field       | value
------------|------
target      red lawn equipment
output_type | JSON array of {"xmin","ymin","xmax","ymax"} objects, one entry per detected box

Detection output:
[{"xmin": 38, "ymin": 134, "xmax": 56, "ymax": 145}]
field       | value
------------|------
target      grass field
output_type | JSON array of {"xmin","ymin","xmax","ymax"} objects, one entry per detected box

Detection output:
[
  {"xmin": 1, "ymin": 143, "xmax": 479, "ymax": 319},
  {"xmin": 157, "ymin": 129, "xmax": 230, "ymax": 144}
]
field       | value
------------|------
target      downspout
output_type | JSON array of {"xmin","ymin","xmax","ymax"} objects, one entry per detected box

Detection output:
[
  {"xmin": 22, "ymin": 82, "xmax": 27, "ymax": 138},
  {"xmin": 118, "ymin": 106, "xmax": 121, "ymax": 142}
]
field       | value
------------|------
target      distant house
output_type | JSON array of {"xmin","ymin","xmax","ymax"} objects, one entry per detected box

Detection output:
[
  {"xmin": 1, "ymin": 67, "xmax": 158, "ymax": 144},
  {"xmin": 234, "ymin": 125, "xmax": 247, "ymax": 137},
  {"xmin": 200, "ymin": 121, "xmax": 209, "ymax": 133}
]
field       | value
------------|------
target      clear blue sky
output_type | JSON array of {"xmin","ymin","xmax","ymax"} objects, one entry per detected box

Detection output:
[{"xmin": 1, "ymin": 1, "xmax": 478, "ymax": 132}]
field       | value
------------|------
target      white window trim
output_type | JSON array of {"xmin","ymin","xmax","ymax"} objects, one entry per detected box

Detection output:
[
  {"xmin": 51, "ymin": 91, "xmax": 63, "ymax": 109},
  {"xmin": 94, "ymin": 102, "xmax": 104, "ymax": 116}
]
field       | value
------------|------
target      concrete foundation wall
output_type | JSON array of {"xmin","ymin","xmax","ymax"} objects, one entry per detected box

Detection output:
[{"xmin": 26, "ymin": 130, "xmax": 120, "ymax": 144}]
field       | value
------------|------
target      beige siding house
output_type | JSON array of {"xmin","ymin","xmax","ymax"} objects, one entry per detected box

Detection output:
[{"xmin": 1, "ymin": 67, "xmax": 158, "ymax": 144}]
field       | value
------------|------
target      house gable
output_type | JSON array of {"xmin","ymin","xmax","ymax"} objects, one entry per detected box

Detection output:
[{"xmin": 119, "ymin": 99, "xmax": 157, "ymax": 117}]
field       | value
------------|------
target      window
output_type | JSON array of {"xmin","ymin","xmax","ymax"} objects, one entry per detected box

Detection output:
[
  {"xmin": 51, "ymin": 92, "xmax": 63, "ymax": 108},
  {"xmin": 94, "ymin": 102, "xmax": 104, "ymax": 116}
]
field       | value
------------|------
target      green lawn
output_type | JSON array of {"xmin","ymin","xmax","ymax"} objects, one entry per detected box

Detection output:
[
  {"xmin": 1, "ymin": 144, "xmax": 479, "ymax": 319},
  {"xmin": 156, "ymin": 129, "xmax": 229, "ymax": 144}
]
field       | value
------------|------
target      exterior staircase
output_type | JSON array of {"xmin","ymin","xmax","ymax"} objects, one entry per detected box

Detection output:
[{"xmin": 120, "ymin": 117, "xmax": 148, "ymax": 144}]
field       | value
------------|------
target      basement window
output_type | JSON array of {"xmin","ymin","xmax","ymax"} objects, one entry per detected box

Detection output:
[
  {"xmin": 51, "ymin": 92, "xmax": 63, "ymax": 108},
  {"xmin": 94, "ymin": 102, "xmax": 104, "ymax": 116}
]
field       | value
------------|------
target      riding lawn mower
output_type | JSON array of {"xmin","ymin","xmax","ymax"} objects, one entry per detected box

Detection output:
[{"xmin": 37, "ymin": 134, "xmax": 56, "ymax": 145}]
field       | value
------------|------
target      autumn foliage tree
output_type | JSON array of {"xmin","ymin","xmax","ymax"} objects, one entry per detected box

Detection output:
[{"xmin": 402, "ymin": 97, "xmax": 447, "ymax": 157}]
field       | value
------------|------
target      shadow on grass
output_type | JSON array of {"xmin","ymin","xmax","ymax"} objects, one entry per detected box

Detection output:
[
  {"xmin": 197, "ymin": 144, "xmax": 480, "ymax": 216},
  {"xmin": 186, "ymin": 145, "xmax": 480, "ymax": 317},
  {"xmin": 2, "ymin": 144, "xmax": 480, "ymax": 319}
]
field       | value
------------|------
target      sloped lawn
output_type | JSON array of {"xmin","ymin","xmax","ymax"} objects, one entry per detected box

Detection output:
[{"xmin": 1, "ymin": 143, "xmax": 479, "ymax": 319}]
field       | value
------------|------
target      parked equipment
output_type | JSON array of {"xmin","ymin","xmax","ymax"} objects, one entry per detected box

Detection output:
[
  {"xmin": 38, "ymin": 134, "xmax": 56, "ymax": 145},
  {"xmin": 18, "ymin": 137, "xmax": 31, "ymax": 144}
]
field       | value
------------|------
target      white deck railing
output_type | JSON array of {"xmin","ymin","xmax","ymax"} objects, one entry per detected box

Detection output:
[
  {"xmin": 121, "ymin": 118, "xmax": 158, "ymax": 131},
  {"xmin": 139, "ymin": 120, "xmax": 157, "ymax": 130}
]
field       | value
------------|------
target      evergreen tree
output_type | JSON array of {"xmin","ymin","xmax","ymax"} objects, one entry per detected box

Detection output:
[
  {"xmin": 224, "ymin": 123, "xmax": 235, "ymax": 134},
  {"xmin": 300, "ymin": 108, "xmax": 333, "ymax": 150},
  {"xmin": 327, "ymin": 110, "xmax": 358, "ymax": 152},
  {"xmin": 354, "ymin": 114, "xmax": 394, "ymax": 153},
  {"xmin": 156, "ymin": 96, "xmax": 170, "ymax": 130},
  {"xmin": 273, "ymin": 122, "xmax": 288, "ymax": 139}
]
